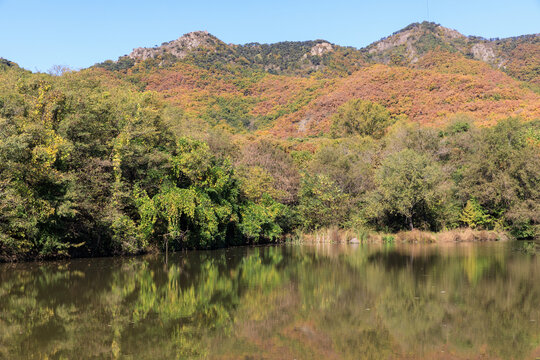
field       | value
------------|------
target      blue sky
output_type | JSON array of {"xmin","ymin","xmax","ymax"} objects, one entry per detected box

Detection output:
[{"xmin": 0, "ymin": 0, "xmax": 538, "ymax": 72}]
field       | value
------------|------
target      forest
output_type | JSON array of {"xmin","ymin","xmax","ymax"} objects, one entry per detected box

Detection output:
[
  {"xmin": 0, "ymin": 55, "xmax": 539, "ymax": 261},
  {"xmin": 1, "ymin": 21, "xmax": 540, "ymax": 261}
]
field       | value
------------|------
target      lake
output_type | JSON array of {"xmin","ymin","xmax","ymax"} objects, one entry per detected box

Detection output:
[{"xmin": 0, "ymin": 242, "xmax": 538, "ymax": 359}]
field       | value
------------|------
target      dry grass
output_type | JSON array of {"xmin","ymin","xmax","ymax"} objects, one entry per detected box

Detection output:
[
  {"xmin": 299, "ymin": 227, "xmax": 509, "ymax": 244},
  {"xmin": 395, "ymin": 230, "xmax": 437, "ymax": 243},
  {"xmin": 436, "ymin": 228, "xmax": 509, "ymax": 242},
  {"xmin": 299, "ymin": 227, "xmax": 367, "ymax": 244}
]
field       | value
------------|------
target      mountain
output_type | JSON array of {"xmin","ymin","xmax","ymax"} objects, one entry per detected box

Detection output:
[
  {"xmin": 96, "ymin": 30, "xmax": 367, "ymax": 76},
  {"xmin": 1, "ymin": 23, "xmax": 539, "ymax": 261},
  {"xmin": 129, "ymin": 31, "xmax": 225, "ymax": 61},
  {"xmin": 365, "ymin": 22, "xmax": 469, "ymax": 64},
  {"xmin": 91, "ymin": 23, "xmax": 539, "ymax": 137},
  {"xmin": 96, "ymin": 22, "xmax": 539, "ymax": 83},
  {"xmin": 365, "ymin": 22, "xmax": 540, "ymax": 85}
]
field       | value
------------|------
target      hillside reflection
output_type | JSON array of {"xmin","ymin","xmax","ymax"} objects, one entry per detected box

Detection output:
[{"xmin": 0, "ymin": 243, "xmax": 539, "ymax": 359}]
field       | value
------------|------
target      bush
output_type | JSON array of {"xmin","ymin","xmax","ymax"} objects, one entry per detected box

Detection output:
[
  {"xmin": 298, "ymin": 174, "xmax": 350, "ymax": 230},
  {"xmin": 330, "ymin": 99, "xmax": 395, "ymax": 139},
  {"xmin": 363, "ymin": 149, "xmax": 447, "ymax": 231}
]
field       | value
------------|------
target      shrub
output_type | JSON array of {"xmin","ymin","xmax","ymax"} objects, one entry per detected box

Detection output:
[{"xmin": 330, "ymin": 99, "xmax": 395, "ymax": 139}]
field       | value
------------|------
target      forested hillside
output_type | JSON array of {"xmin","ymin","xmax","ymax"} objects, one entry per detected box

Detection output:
[
  {"xmin": 92, "ymin": 22, "xmax": 540, "ymax": 137},
  {"xmin": 0, "ymin": 22, "xmax": 539, "ymax": 260}
]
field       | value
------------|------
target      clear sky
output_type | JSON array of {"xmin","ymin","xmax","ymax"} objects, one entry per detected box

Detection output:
[{"xmin": 0, "ymin": 0, "xmax": 538, "ymax": 72}]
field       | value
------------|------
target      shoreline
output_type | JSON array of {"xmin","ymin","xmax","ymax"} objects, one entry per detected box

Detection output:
[
  {"xmin": 0, "ymin": 228, "xmax": 518, "ymax": 264},
  {"xmin": 296, "ymin": 228, "xmax": 511, "ymax": 245}
]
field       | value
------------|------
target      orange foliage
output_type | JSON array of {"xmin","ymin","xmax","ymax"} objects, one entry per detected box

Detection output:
[
  {"xmin": 503, "ymin": 42, "xmax": 540, "ymax": 86},
  {"xmin": 111, "ymin": 51, "xmax": 539, "ymax": 139},
  {"xmin": 141, "ymin": 63, "xmax": 242, "ymax": 115},
  {"xmin": 269, "ymin": 63, "xmax": 540, "ymax": 137},
  {"xmin": 249, "ymin": 75, "xmax": 324, "ymax": 117},
  {"xmin": 414, "ymin": 51, "xmax": 494, "ymax": 75}
]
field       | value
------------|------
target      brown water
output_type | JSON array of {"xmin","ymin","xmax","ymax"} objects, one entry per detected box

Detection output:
[{"xmin": 0, "ymin": 242, "xmax": 539, "ymax": 359}]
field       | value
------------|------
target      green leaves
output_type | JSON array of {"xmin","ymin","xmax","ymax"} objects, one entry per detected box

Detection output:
[
  {"xmin": 364, "ymin": 149, "xmax": 446, "ymax": 230},
  {"xmin": 459, "ymin": 119, "xmax": 540, "ymax": 237},
  {"xmin": 331, "ymin": 99, "xmax": 395, "ymax": 139},
  {"xmin": 460, "ymin": 199, "xmax": 493, "ymax": 229},
  {"xmin": 131, "ymin": 137, "xmax": 285, "ymax": 251},
  {"xmin": 172, "ymin": 137, "xmax": 213, "ymax": 184},
  {"xmin": 239, "ymin": 195, "xmax": 284, "ymax": 242},
  {"xmin": 298, "ymin": 174, "xmax": 350, "ymax": 230}
]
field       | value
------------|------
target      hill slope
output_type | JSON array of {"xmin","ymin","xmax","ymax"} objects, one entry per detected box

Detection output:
[
  {"xmin": 271, "ymin": 61, "xmax": 540, "ymax": 137},
  {"xmin": 365, "ymin": 22, "xmax": 540, "ymax": 85},
  {"xmin": 1, "ymin": 24, "xmax": 540, "ymax": 261},
  {"xmin": 91, "ymin": 23, "xmax": 540, "ymax": 137}
]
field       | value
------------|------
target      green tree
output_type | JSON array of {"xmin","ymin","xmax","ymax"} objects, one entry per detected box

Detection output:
[
  {"xmin": 239, "ymin": 195, "xmax": 285, "ymax": 242},
  {"xmin": 298, "ymin": 174, "xmax": 350, "ymax": 229},
  {"xmin": 459, "ymin": 118, "xmax": 540, "ymax": 238},
  {"xmin": 308, "ymin": 137, "xmax": 377, "ymax": 199},
  {"xmin": 331, "ymin": 99, "xmax": 394, "ymax": 139},
  {"xmin": 365, "ymin": 149, "xmax": 446, "ymax": 230},
  {"xmin": 459, "ymin": 199, "xmax": 492, "ymax": 229},
  {"xmin": 132, "ymin": 137, "xmax": 287, "ymax": 249}
]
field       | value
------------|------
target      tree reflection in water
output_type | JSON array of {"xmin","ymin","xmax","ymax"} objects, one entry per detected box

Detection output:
[{"xmin": 0, "ymin": 242, "xmax": 538, "ymax": 359}]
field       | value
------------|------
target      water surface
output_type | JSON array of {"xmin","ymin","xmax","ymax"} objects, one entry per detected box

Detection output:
[{"xmin": 0, "ymin": 242, "xmax": 539, "ymax": 359}]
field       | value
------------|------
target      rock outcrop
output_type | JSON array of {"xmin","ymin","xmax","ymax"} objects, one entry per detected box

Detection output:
[
  {"xmin": 310, "ymin": 42, "xmax": 333, "ymax": 56},
  {"xmin": 129, "ymin": 31, "xmax": 223, "ymax": 61}
]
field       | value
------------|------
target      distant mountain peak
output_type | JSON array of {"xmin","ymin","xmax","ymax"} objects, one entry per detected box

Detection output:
[
  {"xmin": 366, "ymin": 22, "xmax": 468, "ymax": 64},
  {"xmin": 128, "ymin": 30, "xmax": 224, "ymax": 61},
  {"xmin": 95, "ymin": 23, "xmax": 538, "ymax": 85},
  {"xmin": 396, "ymin": 21, "xmax": 465, "ymax": 37}
]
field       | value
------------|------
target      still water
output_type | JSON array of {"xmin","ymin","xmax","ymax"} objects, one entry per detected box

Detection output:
[{"xmin": 0, "ymin": 242, "xmax": 539, "ymax": 359}]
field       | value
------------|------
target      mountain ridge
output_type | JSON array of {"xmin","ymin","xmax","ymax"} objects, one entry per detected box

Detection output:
[
  {"xmin": 3, "ymin": 22, "xmax": 536, "ymax": 138},
  {"xmin": 96, "ymin": 22, "xmax": 539, "ymax": 83},
  {"xmin": 365, "ymin": 22, "xmax": 539, "ymax": 84}
]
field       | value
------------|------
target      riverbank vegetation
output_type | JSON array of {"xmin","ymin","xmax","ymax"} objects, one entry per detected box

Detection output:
[
  {"xmin": 0, "ymin": 62, "xmax": 539, "ymax": 261},
  {"xmin": 296, "ymin": 227, "xmax": 510, "ymax": 245}
]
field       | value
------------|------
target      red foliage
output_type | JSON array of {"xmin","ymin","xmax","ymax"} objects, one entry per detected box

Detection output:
[{"xmin": 269, "ymin": 63, "xmax": 540, "ymax": 137}]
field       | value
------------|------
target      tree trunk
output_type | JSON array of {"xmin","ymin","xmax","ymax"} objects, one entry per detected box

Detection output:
[{"xmin": 408, "ymin": 216, "xmax": 414, "ymax": 231}]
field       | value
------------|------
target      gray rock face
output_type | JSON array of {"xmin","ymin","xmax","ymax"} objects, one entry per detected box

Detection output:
[
  {"xmin": 310, "ymin": 42, "xmax": 333, "ymax": 56},
  {"xmin": 368, "ymin": 28, "xmax": 416, "ymax": 54},
  {"xmin": 471, "ymin": 43, "xmax": 496, "ymax": 63},
  {"xmin": 367, "ymin": 25, "xmax": 426, "ymax": 64}
]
